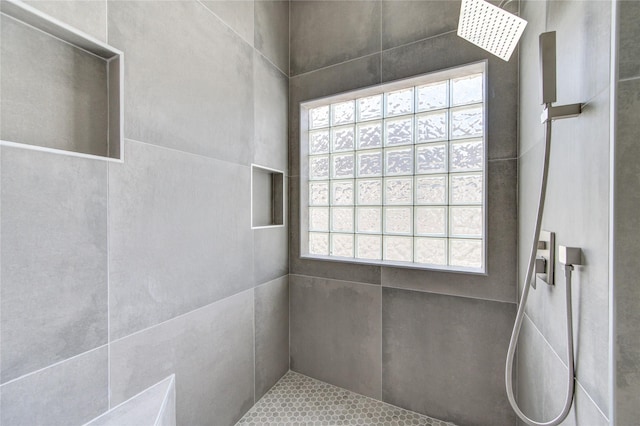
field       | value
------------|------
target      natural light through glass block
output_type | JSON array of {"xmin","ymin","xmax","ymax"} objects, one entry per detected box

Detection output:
[
  {"xmin": 384, "ymin": 236, "xmax": 413, "ymax": 262},
  {"xmin": 451, "ymin": 74, "xmax": 482, "ymax": 106},
  {"xmin": 356, "ymin": 207, "xmax": 381, "ymax": 233},
  {"xmin": 331, "ymin": 207, "xmax": 354, "ymax": 233},
  {"xmin": 357, "ymin": 121, "xmax": 382, "ymax": 149},
  {"xmin": 415, "ymin": 175, "xmax": 447, "ymax": 205},
  {"xmin": 416, "ymin": 112, "xmax": 447, "ymax": 142},
  {"xmin": 357, "ymin": 150, "xmax": 382, "ymax": 177},
  {"xmin": 356, "ymin": 234, "xmax": 382, "ymax": 260},
  {"xmin": 385, "ymin": 117, "xmax": 413, "ymax": 146},
  {"xmin": 450, "ymin": 173, "xmax": 483, "ymax": 204},
  {"xmin": 384, "ymin": 207, "xmax": 412, "ymax": 235},
  {"xmin": 450, "ymin": 139, "xmax": 483, "ymax": 171},
  {"xmin": 416, "ymin": 81, "xmax": 448, "ymax": 111},
  {"xmin": 451, "ymin": 106, "xmax": 483, "ymax": 139},
  {"xmin": 416, "ymin": 143, "xmax": 447, "ymax": 174},
  {"xmin": 309, "ymin": 130, "xmax": 330, "ymax": 154},
  {"xmin": 332, "ymin": 153, "xmax": 354, "ymax": 178},
  {"xmin": 357, "ymin": 179, "xmax": 382, "ymax": 205},
  {"xmin": 415, "ymin": 206, "xmax": 446, "ymax": 236},
  {"xmin": 309, "ymin": 232, "xmax": 329, "ymax": 255},
  {"xmin": 332, "ymin": 126, "xmax": 355, "ymax": 152},
  {"xmin": 309, "ymin": 182, "xmax": 329, "ymax": 206},
  {"xmin": 331, "ymin": 180, "xmax": 354, "ymax": 205},
  {"xmin": 450, "ymin": 206, "xmax": 482, "ymax": 237},
  {"xmin": 357, "ymin": 95, "xmax": 383, "ymax": 121},
  {"xmin": 415, "ymin": 237, "xmax": 447, "ymax": 265},
  {"xmin": 331, "ymin": 101, "xmax": 355, "ymax": 125},
  {"xmin": 385, "ymin": 177, "xmax": 413, "ymax": 205},
  {"xmin": 309, "ymin": 207, "xmax": 329, "ymax": 232},
  {"xmin": 309, "ymin": 106, "xmax": 330, "ymax": 129},
  {"xmin": 309, "ymin": 155, "xmax": 329, "ymax": 180},
  {"xmin": 386, "ymin": 88, "xmax": 414, "ymax": 117},
  {"xmin": 385, "ymin": 147, "xmax": 414, "ymax": 176},
  {"xmin": 331, "ymin": 233, "xmax": 354, "ymax": 257},
  {"xmin": 449, "ymin": 239, "xmax": 482, "ymax": 268}
]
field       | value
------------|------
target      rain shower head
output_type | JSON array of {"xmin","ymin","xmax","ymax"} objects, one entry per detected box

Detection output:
[{"xmin": 457, "ymin": 0, "xmax": 527, "ymax": 62}]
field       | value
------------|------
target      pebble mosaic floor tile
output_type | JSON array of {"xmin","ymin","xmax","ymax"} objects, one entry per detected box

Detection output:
[{"xmin": 236, "ymin": 371, "xmax": 456, "ymax": 426}]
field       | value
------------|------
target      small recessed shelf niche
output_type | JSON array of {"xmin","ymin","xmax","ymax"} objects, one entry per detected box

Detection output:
[
  {"xmin": 0, "ymin": 0, "xmax": 123, "ymax": 161},
  {"xmin": 251, "ymin": 164, "xmax": 285, "ymax": 229}
]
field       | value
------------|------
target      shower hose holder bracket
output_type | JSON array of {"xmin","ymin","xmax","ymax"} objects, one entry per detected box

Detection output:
[
  {"xmin": 540, "ymin": 103, "xmax": 582, "ymax": 123},
  {"xmin": 534, "ymin": 230, "xmax": 555, "ymax": 288}
]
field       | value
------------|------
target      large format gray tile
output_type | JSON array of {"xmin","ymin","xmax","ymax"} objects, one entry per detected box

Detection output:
[
  {"xmin": 108, "ymin": 140, "xmax": 253, "ymax": 339},
  {"xmin": 381, "ymin": 159, "xmax": 517, "ymax": 303},
  {"xmin": 382, "ymin": 287, "xmax": 516, "ymax": 426},
  {"xmin": 255, "ymin": 276, "xmax": 289, "ymax": 400},
  {"xmin": 381, "ymin": 31, "xmax": 518, "ymax": 161},
  {"xmin": 0, "ymin": 147, "xmax": 108, "ymax": 383},
  {"xmin": 201, "ymin": 0, "xmax": 255, "ymax": 46},
  {"xmin": 254, "ymin": 51, "xmax": 288, "ymax": 172},
  {"xmin": 619, "ymin": 1, "xmax": 640, "ymax": 79},
  {"xmin": 24, "ymin": 0, "xmax": 107, "ymax": 41},
  {"xmin": 108, "ymin": 0, "xmax": 254, "ymax": 164},
  {"xmin": 254, "ymin": 224, "xmax": 288, "ymax": 286},
  {"xmin": 1, "ymin": 15, "xmax": 109, "ymax": 157},
  {"xmin": 110, "ymin": 290, "xmax": 255, "ymax": 426},
  {"xmin": 0, "ymin": 346, "xmax": 108, "ymax": 426},
  {"xmin": 381, "ymin": 0, "xmax": 460, "ymax": 50},
  {"xmin": 290, "ymin": 275, "xmax": 382, "ymax": 399},
  {"xmin": 516, "ymin": 316, "xmax": 546, "ymax": 422},
  {"xmin": 614, "ymin": 78, "xmax": 640, "ymax": 426},
  {"xmin": 255, "ymin": 0, "xmax": 289, "ymax": 74},
  {"xmin": 290, "ymin": 0, "xmax": 381, "ymax": 76}
]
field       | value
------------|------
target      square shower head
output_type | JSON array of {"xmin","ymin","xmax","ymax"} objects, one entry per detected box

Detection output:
[{"xmin": 457, "ymin": 0, "xmax": 527, "ymax": 62}]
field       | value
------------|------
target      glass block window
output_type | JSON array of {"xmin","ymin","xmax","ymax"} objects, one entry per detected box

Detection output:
[{"xmin": 301, "ymin": 63, "xmax": 486, "ymax": 272}]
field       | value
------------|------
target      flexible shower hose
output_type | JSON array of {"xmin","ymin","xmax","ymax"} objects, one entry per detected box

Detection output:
[{"xmin": 504, "ymin": 116, "xmax": 575, "ymax": 426}]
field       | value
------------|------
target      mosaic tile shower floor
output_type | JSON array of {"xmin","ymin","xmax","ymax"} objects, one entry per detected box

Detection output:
[{"xmin": 236, "ymin": 371, "xmax": 456, "ymax": 426}]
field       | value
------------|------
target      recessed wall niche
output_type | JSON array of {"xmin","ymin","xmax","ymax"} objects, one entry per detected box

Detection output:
[
  {"xmin": 251, "ymin": 164, "xmax": 285, "ymax": 229},
  {"xmin": 0, "ymin": 0, "xmax": 123, "ymax": 161}
]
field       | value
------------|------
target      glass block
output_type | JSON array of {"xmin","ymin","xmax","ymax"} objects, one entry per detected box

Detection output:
[
  {"xmin": 357, "ymin": 179, "xmax": 382, "ymax": 205},
  {"xmin": 309, "ymin": 106, "xmax": 330, "ymax": 129},
  {"xmin": 332, "ymin": 126, "xmax": 355, "ymax": 152},
  {"xmin": 450, "ymin": 139, "xmax": 483, "ymax": 171},
  {"xmin": 356, "ymin": 234, "xmax": 382, "ymax": 260},
  {"xmin": 331, "ymin": 100, "xmax": 355, "ymax": 125},
  {"xmin": 308, "ymin": 232, "xmax": 329, "ymax": 255},
  {"xmin": 451, "ymin": 105, "xmax": 483, "ymax": 139},
  {"xmin": 357, "ymin": 150, "xmax": 382, "ymax": 177},
  {"xmin": 309, "ymin": 181, "xmax": 329, "ymax": 206},
  {"xmin": 451, "ymin": 73, "xmax": 483, "ymax": 106},
  {"xmin": 331, "ymin": 153, "xmax": 354, "ymax": 179},
  {"xmin": 449, "ymin": 239, "xmax": 482, "ymax": 268},
  {"xmin": 414, "ymin": 237, "xmax": 447, "ymax": 265},
  {"xmin": 357, "ymin": 94, "xmax": 383, "ymax": 121},
  {"xmin": 357, "ymin": 121, "xmax": 382, "ymax": 149},
  {"xmin": 385, "ymin": 88, "xmax": 414, "ymax": 117},
  {"xmin": 416, "ymin": 81, "xmax": 448, "ymax": 111},
  {"xmin": 450, "ymin": 173, "xmax": 483, "ymax": 204},
  {"xmin": 385, "ymin": 147, "xmax": 414, "ymax": 176},
  {"xmin": 384, "ymin": 207, "xmax": 412, "ymax": 235},
  {"xmin": 331, "ymin": 233, "xmax": 354, "ymax": 258},
  {"xmin": 331, "ymin": 207, "xmax": 354, "ymax": 232},
  {"xmin": 384, "ymin": 177, "xmax": 413, "ymax": 205},
  {"xmin": 356, "ymin": 207, "xmax": 381, "ymax": 233},
  {"xmin": 415, "ymin": 206, "xmax": 446, "ymax": 236},
  {"xmin": 385, "ymin": 117, "xmax": 413, "ymax": 146},
  {"xmin": 416, "ymin": 111, "xmax": 447, "ymax": 143},
  {"xmin": 309, "ymin": 130, "xmax": 330, "ymax": 154},
  {"xmin": 416, "ymin": 143, "xmax": 447, "ymax": 174},
  {"xmin": 309, "ymin": 207, "xmax": 329, "ymax": 231},
  {"xmin": 384, "ymin": 236, "xmax": 413, "ymax": 262},
  {"xmin": 450, "ymin": 206, "xmax": 482, "ymax": 237},
  {"xmin": 309, "ymin": 155, "xmax": 329, "ymax": 180},
  {"xmin": 415, "ymin": 175, "xmax": 447, "ymax": 205},
  {"xmin": 331, "ymin": 180, "xmax": 354, "ymax": 205}
]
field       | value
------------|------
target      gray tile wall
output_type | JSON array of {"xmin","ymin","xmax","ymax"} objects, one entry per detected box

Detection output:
[
  {"xmin": 0, "ymin": 1, "xmax": 289, "ymax": 425},
  {"xmin": 517, "ymin": 0, "xmax": 612, "ymax": 423},
  {"xmin": 288, "ymin": 1, "xmax": 518, "ymax": 423}
]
